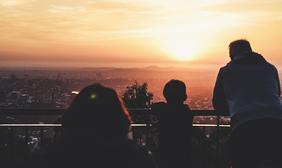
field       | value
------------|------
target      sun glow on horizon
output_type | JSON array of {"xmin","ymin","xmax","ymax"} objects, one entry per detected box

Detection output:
[
  {"xmin": 156, "ymin": 31, "xmax": 202, "ymax": 61},
  {"xmin": 165, "ymin": 38, "xmax": 200, "ymax": 61}
]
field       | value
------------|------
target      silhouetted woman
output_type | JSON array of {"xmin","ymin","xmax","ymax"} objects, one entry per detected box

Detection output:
[
  {"xmin": 151, "ymin": 80, "xmax": 193, "ymax": 168},
  {"xmin": 48, "ymin": 84, "xmax": 156, "ymax": 168}
]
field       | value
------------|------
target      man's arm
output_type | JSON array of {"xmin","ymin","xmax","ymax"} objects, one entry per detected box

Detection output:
[{"xmin": 212, "ymin": 68, "xmax": 229, "ymax": 116}]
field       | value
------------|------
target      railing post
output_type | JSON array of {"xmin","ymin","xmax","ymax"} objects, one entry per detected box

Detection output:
[
  {"xmin": 25, "ymin": 127, "xmax": 29, "ymax": 155},
  {"xmin": 145, "ymin": 109, "xmax": 151, "ymax": 148},
  {"xmin": 202, "ymin": 126, "xmax": 207, "ymax": 168},
  {"xmin": 40, "ymin": 127, "xmax": 44, "ymax": 146},
  {"xmin": 216, "ymin": 113, "xmax": 220, "ymax": 168},
  {"xmin": 24, "ymin": 127, "xmax": 28, "ymax": 145},
  {"xmin": 9, "ymin": 128, "xmax": 14, "ymax": 160}
]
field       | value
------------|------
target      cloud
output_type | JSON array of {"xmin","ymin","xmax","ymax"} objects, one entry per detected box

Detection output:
[
  {"xmin": 47, "ymin": 5, "xmax": 86, "ymax": 14},
  {"xmin": 0, "ymin": 0, "xmax": 36, "ymax": 7}
]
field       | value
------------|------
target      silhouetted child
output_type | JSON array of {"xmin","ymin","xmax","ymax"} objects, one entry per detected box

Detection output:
[{"xmin": 151, "ymin": 80, "xmax": 193, "ymax": 168}]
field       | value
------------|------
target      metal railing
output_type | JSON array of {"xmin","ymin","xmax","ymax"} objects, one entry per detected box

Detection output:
[{"xmin": 0, "ymin": 108, "xmax": 231, "ymax": 168}]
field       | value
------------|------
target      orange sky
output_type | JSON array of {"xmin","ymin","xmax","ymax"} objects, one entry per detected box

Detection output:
[{"xmin": 1, "ymin": 0, "xmax": 282, "ymax": 68}]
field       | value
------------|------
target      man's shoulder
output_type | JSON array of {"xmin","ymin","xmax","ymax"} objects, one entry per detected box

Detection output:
[
  {"xmin": 220, "ymin": 61, "xmax": 233, "ymax": 70},
  {"xmin": 264, "ymin": 62, "xmax": 277, "ymax": 71},
  {"xmin": 216, "ymin": 64, "xmax": 230, "ymax": 78},
  {"xmin": 151, "ymin": 102, "xmax": 191, "ymax": 113},
  {"xmin": 217, "ymin": 60, "xmax": 275, "ymax": 73},
  {"xmin": 151, "ymin": 102, "xmax": 167, "ymax": 112},
  {"xmin": 151, "ymin": 102, "xmax": 166, "ymax": 108}
]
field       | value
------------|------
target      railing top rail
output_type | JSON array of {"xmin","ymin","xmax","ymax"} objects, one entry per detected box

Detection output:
[
  {"xmin": 0, "ymin": 123, "xmax": 231, "ymax": 127},
  {"xmin": 0, "ymin": 108, "xmax": 229, "ymax": 116}
]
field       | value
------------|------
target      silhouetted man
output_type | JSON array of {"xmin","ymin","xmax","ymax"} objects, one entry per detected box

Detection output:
[
  {"xmin": 213, "ymin": 39, "xmax": 282, "ymax": 168},
  {"xmin": 151, "ymin": 80, "xmax": 192, "ymax": 168}
]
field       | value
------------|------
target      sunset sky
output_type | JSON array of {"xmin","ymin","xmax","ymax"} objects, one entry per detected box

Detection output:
[{"xmin": 0, "ymin": 0, "xmax": 282, "ymax": 68}]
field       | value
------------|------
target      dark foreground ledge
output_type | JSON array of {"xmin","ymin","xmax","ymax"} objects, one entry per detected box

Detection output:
[{"xmin": 0, "ymin": 108, "xmax": 231, "ymax": 168}]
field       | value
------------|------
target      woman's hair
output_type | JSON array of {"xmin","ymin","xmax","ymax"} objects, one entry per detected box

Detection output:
[{"xmin": 63, "ymin": 83, "xmax": 131, "ymax": 140}]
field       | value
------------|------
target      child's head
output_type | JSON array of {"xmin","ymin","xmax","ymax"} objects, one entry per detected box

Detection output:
[{"xmin": 163, "ymin": 79, "xmax": 187, "ymax": 104}]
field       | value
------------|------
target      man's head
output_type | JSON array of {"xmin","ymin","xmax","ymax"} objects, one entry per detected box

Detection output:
[
  {"xmin": 163, "ymin": 79, "xmax": 187, "ymax": 104},
  {"xmin": 229, "ymin": 39, "xmax": 252, "ymax": 60}
]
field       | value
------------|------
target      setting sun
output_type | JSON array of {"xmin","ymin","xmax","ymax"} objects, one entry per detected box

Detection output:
[
  {"xmin": 166, "ymin": 38, "xmax": 199, "ymax": 61},
  {"xmin": 156, "ymin": 32, "xmax": 201, "ymax": 61}
]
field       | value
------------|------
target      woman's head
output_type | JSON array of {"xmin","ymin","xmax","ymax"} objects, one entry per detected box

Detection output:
[{"xmin": 63, "ymin": 84, "xmax": 131, "ymax": 140}]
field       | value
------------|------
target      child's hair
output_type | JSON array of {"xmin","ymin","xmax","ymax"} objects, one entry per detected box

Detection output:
[{"xmin": 163, "ymin": 79, "xmax": 187, "ymax": 103}]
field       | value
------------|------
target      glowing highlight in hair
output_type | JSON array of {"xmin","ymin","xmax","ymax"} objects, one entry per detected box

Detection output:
[{"xmin": 90, "ymin": 93, "xmax": 97, "ymax": 100}]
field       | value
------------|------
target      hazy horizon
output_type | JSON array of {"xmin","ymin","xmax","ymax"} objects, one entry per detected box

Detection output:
[{"xmin": 0, "ymin": 60, "xmax": 230, "ymax": 70}]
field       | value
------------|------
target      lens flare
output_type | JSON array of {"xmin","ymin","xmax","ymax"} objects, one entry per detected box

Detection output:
[{"xmin": 90, "ymin": 93, "xmax": 97, "ymax": 100}]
